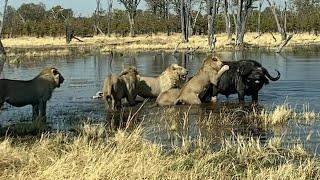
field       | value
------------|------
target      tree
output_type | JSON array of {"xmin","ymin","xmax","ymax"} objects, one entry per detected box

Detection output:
[
  {"xmin": 118, "ymin": 0, "xmax": 141, "ymax": 37},
  {"xmin": 145, "ymin": 0, "xmax": 172, "ymax": 35},
  {"xmin": 223, "ymin": 0, "xmax": 232, "ymax": 42},
  {"xmin": 230, "ymin": 0, "xmax": 255, "ymax": 46},
  {"xmin": 0, "ymin": 0, "xmax": 8, "ymax": 55},
  {"xmin": 206, "ymin": 0, "xmax": 219, "ymax": 50},
  {"xmin": 0, "ymin": 0, "xmax": 8, "ymax": 78},
  {"xmin": 106, "ymin": 0, "xmax": 113, "ymax": 37},
  {"xmin": 94, "ymin": 0, "xmax": 105, "ymax": 35},
  {"xmin": 267, "ymin": 0, "xmax": 293, "ymax": 53},
  {"xmin": 180, "ymin": 0, "xmax": 191, "ymax": 42}
]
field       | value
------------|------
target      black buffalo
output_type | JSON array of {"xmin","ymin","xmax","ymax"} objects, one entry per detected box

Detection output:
[{"xmin": 201, "ymin": 60, "xmax": 280, "ymax": 104}]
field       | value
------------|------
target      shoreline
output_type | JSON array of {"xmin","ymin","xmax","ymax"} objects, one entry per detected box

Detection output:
[{"xmin": 2, "ymin": 32, "xmax": 320, "ymax": 61}]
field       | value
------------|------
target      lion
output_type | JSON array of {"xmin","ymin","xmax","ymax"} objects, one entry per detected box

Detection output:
[
  {"xmin": 136, "ymin": 64, "xmax": 188, "ymax": 98},
  {"xmin": 102, "ymin": 66, "xmax": 140, "ymax": 110},
  {"xmin": 156, "ymin": 56, "xmax": 229, "ymax": 106},
  {"xmin": 0, "ymin": 67, "xmax": 64, "ymax": 121}
]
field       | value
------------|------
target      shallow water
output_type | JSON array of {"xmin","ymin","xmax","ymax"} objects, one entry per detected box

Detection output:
[{"xmin": 1, "ymin": 50, "xmax": 320, "ymax": 154}]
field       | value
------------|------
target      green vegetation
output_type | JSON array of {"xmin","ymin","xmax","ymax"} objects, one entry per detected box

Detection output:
[{"xmin": 2, "ymin": 1, "xmax": 320, "ymax": 38}]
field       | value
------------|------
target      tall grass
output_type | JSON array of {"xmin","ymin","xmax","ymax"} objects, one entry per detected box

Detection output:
[
  {"xmin": 0, "ymin": 103, "xmax": 319, "ymax": 179},
  {"xmin": 0, "ymin": 122, "xmax": 320, "ymax": 179}
]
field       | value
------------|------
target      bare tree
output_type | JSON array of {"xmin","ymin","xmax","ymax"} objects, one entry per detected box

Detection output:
[
  {"xmin": 118, "ymin": 0, "xmax": 141, "ymax": 37},
  {"xmin": 0, "ymin": 0, "xmax": 8, "ymax": 78},
  {"xmin": 266, "ymin": 0, "xmax": 293, "ymax": 53},
  {"xmin": 106, "ymin": 0, "xmax": 113, "ymax": 37},
  {"xmin": 94, "ymin": 0, "xmax": 105, "ymax": 35},
  {"xmin": 180, "ymin": 0, "xmax": 188, "ymax": 42},
  {"xmin": 223, "ymin": 0, "xmax": 232, "ymax": 42},
  {"xmin": 206, "ymin": 0, "xmax": 219, "ymax": 50},
  {"xmin": 256, "ymin": 0, "xmax": 263, "ymax": 38},
  {"xmin": 230, "ymin": 0, "xmax": 255, "ymax": 46},
  {"xmin": 0, "ymin": 0, "xmax": 8, "ymax": 55}
]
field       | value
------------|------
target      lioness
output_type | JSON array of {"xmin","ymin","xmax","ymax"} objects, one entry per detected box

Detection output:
[
  {"xmin": 102, "ymin": 66, "xmax": 140, "ymax": 110},
  {"xmin": 156, "ymin": 56, "xmax": 229, "ymax": 106},
  {"xmin": 0, "ymin": 67, "xmax": 64, "ymax": 121},
  {"xmin": 136, "ymin": 64, "xmax": 188, "ymax": 98}
]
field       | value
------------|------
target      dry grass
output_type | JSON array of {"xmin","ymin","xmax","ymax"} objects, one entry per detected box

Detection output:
[
  {"xmin": 3, "ymin": 32, "xmax": 320, "ymax": 57},
  {"xmin": 0, "ymin": 120, "xmax": 320, "ymax": 179},
  {"xmin": 259, "ymin": 103, "xmax": 319, "ymax": 126},
  {"xmin": 0, "ymin": 103, "xmax": 320, "ymax": 179}
]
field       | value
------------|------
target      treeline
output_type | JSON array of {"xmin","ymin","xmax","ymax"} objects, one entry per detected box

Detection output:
[{"xmin": 2, "ymin": 1, "xmax": 320, "ymax": 38}]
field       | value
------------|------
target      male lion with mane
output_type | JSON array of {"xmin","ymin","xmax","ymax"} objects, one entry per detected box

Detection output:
[
  {"xmin": 0, "ymin": 67, "xmax": 64, "ymax": 121},
  {"xmin": 102, "ymin": 66, "xmax": 140, "ymax": 110},
  {"xmin": 156, "ymin": 56, "xmax": 229, "ymax": 105},
  {"xmin": 136, "ymin": 64, "xmax": 188, "ymax": 99}
]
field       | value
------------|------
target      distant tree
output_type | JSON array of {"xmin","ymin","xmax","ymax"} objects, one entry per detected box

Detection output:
[
  {"xmin": 106, "ymin": 0, "xmax": 113, "ymax": 36},
  {"xmin": 267, "ymin": 0, "xmax": 293, "ymax": 53},
  {"xmin": 206, "ymin": 0, "xmax": 219, "ymax": 50},
  {"xmin": 0, "ymin": 0, "xmax": 8, "ymax": 55},
  {"xmin": 180, "ymin": 0, "xmax": 192, "ymax": 42},
  {"xmin": 223, "ymin": 0, "xmax": 232, "ymax": 41},
  {"xmin": 234, "ymin": 0, "xmax": 256, "ymax": 46},
  {"xmin": 145, "ymin": 0, "xmax": 171, "ymax": 35},
  {"xmin": 118, "ymin": 0, "xmax": 141, "ymax": 37}
]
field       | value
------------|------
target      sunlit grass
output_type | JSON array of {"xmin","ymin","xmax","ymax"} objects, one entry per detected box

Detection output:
[
  {"xmin": 259, "ymin": 103, "xmax": 319, "ymax": 126},
  {"xmin": 0, "ymin": 103, "xmax": 319, "ymax": 179},
  {"xmin": 0, "ymin": 120, "xmax": 320, "ymax": 179},
  {"xmin": 3, "ymin": 32, "xmax": 320, "ymax": 57}
]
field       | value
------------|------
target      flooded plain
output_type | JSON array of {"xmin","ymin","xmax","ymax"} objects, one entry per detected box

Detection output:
[{"xmin": 1, "ymin": 50, "xmax": 320, "ymax": 154}]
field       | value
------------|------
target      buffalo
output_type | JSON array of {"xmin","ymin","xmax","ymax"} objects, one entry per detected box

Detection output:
[{"xmin": 201, "ymin": 60, "xmax": 280, "ymax": 105}]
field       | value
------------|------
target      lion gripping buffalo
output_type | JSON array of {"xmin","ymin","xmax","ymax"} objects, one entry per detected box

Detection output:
[
  {"xmin": 201, "ymin": 60, "xmax": 281, "ymax": 105},
  {"xmin": 0, "ymin": 67, "xmax": 64, "ymax": 121}
]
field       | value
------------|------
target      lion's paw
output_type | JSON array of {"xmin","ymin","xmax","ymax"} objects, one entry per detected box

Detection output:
[{"xmin": 221, "ymin": 65, "xmax": 229, "ymax": 71}]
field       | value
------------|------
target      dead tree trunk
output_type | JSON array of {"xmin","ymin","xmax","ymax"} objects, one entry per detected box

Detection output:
[
  {"xmin": 165, "ymin": 0, "xmax": 171, "ymax": 36},
  {"xmin": 119, "ymin": 0, "xmax": 141, "ymax": 37},
  {"xmin": 255, "ymin": 0, "xmax": 263, "ymax": 38},
  {"xmin": 94, "ymin": 0, "xmax": 105, "ymax": 35},
  {"xmin": 192, "ymin": 1, "xmax": 203, "ymax": 33},
  {"xmin": 233, "ymin": 0, "xmax": 253, "ymax": 47},
  {"xmin": 267, "ymin": 0, "xmax": 293, "ymax": 53},
  {"xmin": 206, "ymin": 0, "xmax": 219, "ymax": 51},
  {"xmin": 0, "ymin": 0, "xmax": 8, "ymax": 55},
  {"xmin": 106, "ymin": 0, "xmax": 113, "ymax": 37},
  {"xmin": 0, "ymin": 0, "xmax": 8, "ymax": 78},
  {"xmin": 223, "ymin": 0, "xmax": 232, "ymax": 42},
  {"xmin": 180, "ymin": 0, "xmax": 189, "ymax": 42}
]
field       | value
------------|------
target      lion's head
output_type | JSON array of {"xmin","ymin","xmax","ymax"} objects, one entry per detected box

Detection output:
[
  {"xmin": 165, "ymin": 64, "xmax": 188, "ymax": 81},
  {"xmin": 202, "ymin": 56, "xmax": 224, "ymax": 72},
  {"xmin": 38, "ymin": 67, "xmax": 64, "ymax": 88}
]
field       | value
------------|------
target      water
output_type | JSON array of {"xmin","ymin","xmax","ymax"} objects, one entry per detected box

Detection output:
[{"xmin": 1, "ymin": 50, "xmax": 320, "ymax": 154}]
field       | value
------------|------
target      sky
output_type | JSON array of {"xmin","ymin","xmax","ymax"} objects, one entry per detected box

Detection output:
[{"xmin": 6, "ymin": 0, "xmax": 147, "ymax": 17}]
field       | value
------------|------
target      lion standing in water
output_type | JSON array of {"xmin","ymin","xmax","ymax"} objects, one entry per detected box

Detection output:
[
  {"xmin": 0, "ymin": 67, "xmax": 64, "ymax": 121},
  {"xmin": 156, "ymin": 56, "xmax": 229, "ymax": 105},
  {"xmin": 136, "ymin": 64, "xmax": 188, "ymax": 98},
  {"xmin": 102, "ymin": 66, "xmax": 140, "ymax": 110}
]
